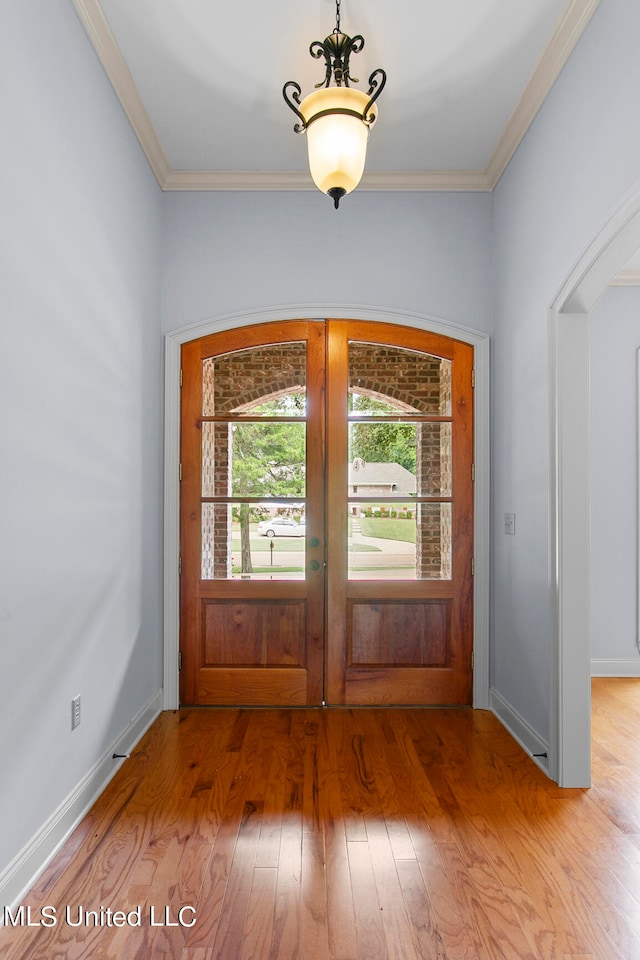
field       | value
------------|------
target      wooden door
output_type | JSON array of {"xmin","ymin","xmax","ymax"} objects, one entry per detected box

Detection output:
[
  {"xmin": 180, "ymin": 321, "xmax": 326, "ymax": 706},
  {"xmin": 180, "ymin": 319, "xmax": 473, "ymax": 706},
  {"xmin": 325, "ymin": 321, "xmax": 474, "ymax": 705}
]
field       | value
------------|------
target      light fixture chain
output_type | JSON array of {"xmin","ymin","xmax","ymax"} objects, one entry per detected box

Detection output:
[{"xmin": 335, "ymin": 0, "xmax": 341, "ymax": 34}]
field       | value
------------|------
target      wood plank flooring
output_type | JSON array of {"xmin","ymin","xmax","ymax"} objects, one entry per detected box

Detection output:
[{"xmin": 1, "ymin": 678, "xmax": 639, "ymax": 959}]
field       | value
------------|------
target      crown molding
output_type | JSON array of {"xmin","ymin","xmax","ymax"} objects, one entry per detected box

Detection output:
[
  {"xmin": 163, "ymin": 169, "xmax": 492, "ymax": 192},
  {"xmin": 70, "ymin": 0, "xmax": 171, "ymax": 186},
  {"xmin": 610, "ymin": 269, "xmax": 640, "ymax": 286},
  {"xmin": 73, "ymin": 0, "xmax": 598, "ymax": 194},
  {"xmin": 357, "ymin": 170, "xmax": 491, "ymax": 192},
  {"xmin": 163, "ymin": 170, "xmax": 313, "ymax": 192},
  {"xmin": 486, "ymin": 0, "xmax": 600, "ymax": 188}
]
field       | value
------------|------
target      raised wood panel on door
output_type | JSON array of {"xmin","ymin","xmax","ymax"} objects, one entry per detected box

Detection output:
[
  {"xmin": 349, "ymin": 600, "xmax": 451, "ymax": 666},
  {"xmin": 180, "ymin": 321, "xmax": 325, "ymax": 706},
  {"xmin": 325, "ymin": 320, "xmax": 474, "ymax": 706},
  {"xmin": 202, "ymin": 600, "xmax": 305, "ymax": 666}
]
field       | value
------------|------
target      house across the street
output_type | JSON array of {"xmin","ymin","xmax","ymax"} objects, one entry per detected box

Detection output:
[{"xmin": 348, "ymin": 459, "xmax": 416, "ymax": 498}]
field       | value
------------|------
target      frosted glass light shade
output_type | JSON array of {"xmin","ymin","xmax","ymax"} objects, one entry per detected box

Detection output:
[{"xmin": 300, "ymin": 87, "xmax": 377, "ymax": 197}]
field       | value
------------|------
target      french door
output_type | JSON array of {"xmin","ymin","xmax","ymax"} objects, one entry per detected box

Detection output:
[{"xmin": 180, "ymin": 320, "xmax": 473, "ymax": 706}]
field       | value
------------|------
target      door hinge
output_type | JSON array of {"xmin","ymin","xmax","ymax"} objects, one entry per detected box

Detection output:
[
  {"xmin": 471, "ymin": 463, "xmax": 475, "ymax": 482},
  {"xmin": 179, "ymin": 462, "xmax": 183, "ymax": 482},
  {"xmin": 179, "ymin": 368, "xmax": 183, "ymax": 388},
  {"xmin": 178, "ymin": 556, "xmax": 182, "ymax": 576},
  {"xmin": 471, "ymin": 651, "xmax": 474, "ymax": 670},
  {"xmin": 178, "ymin": 650, "xmax": 182, "ymax": 671},
  {"xmin": 471, "ymin": 557, "xmax": 475, "ymax": 576},
  {"xmin": 471, "ymin": 368, "xmax": 475, "ymax": 388}
]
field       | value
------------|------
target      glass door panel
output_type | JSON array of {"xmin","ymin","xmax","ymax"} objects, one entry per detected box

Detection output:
[
  {"xmin": 347, "ymin": 502, "xmax": 452, "ymax": 580},
  {"xmin": 347, "ymin": 342, "xmax": 454, "ymax": 582},
  {"xmin": 348, "ymin": 422, "xmax": 453, "ymax": 497},
  {"xmin": 349, "ymin": 341, "xmax": 452, "ymax": 416},
  {"xmin": 201, "ymin": 502, "xmax": 307, "ymax": 580},
  {"xmin": 200, "ymin": 344, "xmax": 308, "ymax": 582},
  {"xmin": 202, "ymin": 343, "xmax": 307, "ymax": 416}
]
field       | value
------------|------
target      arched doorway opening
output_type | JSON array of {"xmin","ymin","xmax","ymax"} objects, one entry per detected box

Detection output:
[
  {"xmin": 163, "ymin": 306, "xmax": 490, "ymax": 712},
  {"xmin": 550, "ymin": 182, "xmax": 640, "ymax": 786},
  {"xmin": 179, "ymin": 320, "xmax": 473, "ymax": 707}
]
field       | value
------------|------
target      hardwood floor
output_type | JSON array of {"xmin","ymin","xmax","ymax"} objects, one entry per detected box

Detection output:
[{"xmin": 1, "ymin": 678, "xmax": 640, "ymax": 959}]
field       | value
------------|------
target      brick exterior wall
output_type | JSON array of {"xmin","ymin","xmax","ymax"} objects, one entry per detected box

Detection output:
[{"xmin": 203, "ymin": 344, "xmax": 307, "ymax": 415}]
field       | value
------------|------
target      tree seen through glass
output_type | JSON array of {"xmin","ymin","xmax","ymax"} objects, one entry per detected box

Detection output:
[
  {"xmin": 231, "ymin": 396, "xmax": 306, "ymax": 574},
  {"xmin": 349, "ymin": 394, "xmax": 417, "ymax": 473}
]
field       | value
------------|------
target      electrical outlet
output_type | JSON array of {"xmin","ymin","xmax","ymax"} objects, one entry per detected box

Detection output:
[
  {"xmin": 504, "ymin": 513, "xmax": 516, "ymax": 536},
  {"xmin": 71, "ymin": 695, "xmax": 81, "ymax": 730}
]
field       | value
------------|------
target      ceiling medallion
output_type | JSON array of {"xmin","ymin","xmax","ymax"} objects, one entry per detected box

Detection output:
[{"xmin": 283, "ymin": 0, "xmax": 386, "ymax": 209}]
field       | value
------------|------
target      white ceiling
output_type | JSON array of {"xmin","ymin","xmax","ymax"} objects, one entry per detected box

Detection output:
[{"xmin": 72, "ymin": 0, "xmax": 599, "ymax": 192}]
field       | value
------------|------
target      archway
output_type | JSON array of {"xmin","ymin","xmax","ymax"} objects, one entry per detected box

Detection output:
[
  {"xmin": 550, "ymin": 181, "xmax": 640, "ymax": 786},
  {"xmin": 163, "ymin": 305, "xmax": 490, "ymax": 712}
]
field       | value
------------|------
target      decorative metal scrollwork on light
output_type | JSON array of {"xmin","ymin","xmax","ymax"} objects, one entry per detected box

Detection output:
[
  {"xmin": 282, "ymin": 81, "xmax": 306, "ymax": 134},
  {"xmin": 283, "ymin": 0, "xmax": 386, "ymax": 209},
  {"xmin": 309, "ymin": 31, "xmax": 365, "ymax": 89}
]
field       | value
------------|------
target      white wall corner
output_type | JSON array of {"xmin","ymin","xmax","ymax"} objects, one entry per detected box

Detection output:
[
  {"xmin": 69, "ymin": 0, "xmax": 171, "ymax": 188},
  {"xmin": 0, "ymin": 691, "xmax": 163, "ymax": 918},
  {"xmin": 486, "ymin": 0, "xmax": 600, "ymax": 188},
  {"xmin": 490, "ymin": 688, "xmax": 550, "ymax": 777}
]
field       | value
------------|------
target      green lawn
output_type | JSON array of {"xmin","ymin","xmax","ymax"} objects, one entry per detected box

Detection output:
[{"xmin": 359, "ymin": 517, "xmax": 417, "ymax": 544}]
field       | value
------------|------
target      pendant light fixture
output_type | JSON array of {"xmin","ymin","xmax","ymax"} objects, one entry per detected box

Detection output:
[{"xmin": 283, "ymin": 0, "xmax": 386, "ymax": 209}]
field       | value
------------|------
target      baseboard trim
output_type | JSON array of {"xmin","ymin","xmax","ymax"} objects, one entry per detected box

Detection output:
[
  {"xmin": 0, "ymin": 690, "xmax": 163, "ymax": 916},
  {"xmin": 591, "ymin": 658, "xmax": 640, "ymax": 677},
  {"xmin": 490, "ymin": 687, "xmax": 551, "ymax": 777}
]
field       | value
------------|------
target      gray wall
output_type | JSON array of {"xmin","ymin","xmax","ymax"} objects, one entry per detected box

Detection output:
[
  {"xmin": 590, "ymin": 285, "xmax": 640, "ymax": 667},
  {"xmin": 4, "ymin": 0, "xmax": 640, "ymax": 890},
  {"xmin": 492, "ymin": 0, "xmax": 640, "ymax": 740},
  {"xmin": 0, "ymin": 0, "xmax": 164, "ymax": 874},
  {"xmin": 160, "ymin": 191, "xmax": 493, "ymax": 335}
]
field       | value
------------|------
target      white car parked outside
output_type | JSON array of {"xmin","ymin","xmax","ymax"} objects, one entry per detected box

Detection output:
[{"xmin": 256, "ymin": 517, "xmax": 305, "ymax": 537}]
